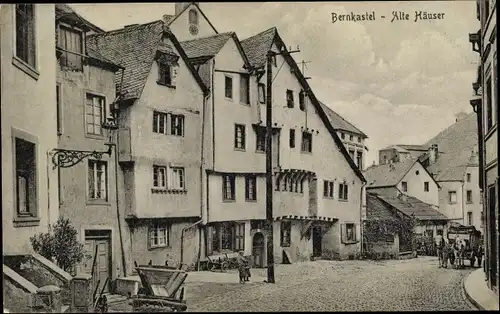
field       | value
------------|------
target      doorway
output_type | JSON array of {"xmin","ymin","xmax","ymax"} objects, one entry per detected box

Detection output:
[
  {"xmin": 83, "ymin": 230, "xmax": 112, "ymax": 293},
  {"xmin": 312, "ymin": 226, "xmax": 322, "ymax": 257},
  {"xmin": 252, "ymin": 233, "xmax": 265, "ymax": 268}
]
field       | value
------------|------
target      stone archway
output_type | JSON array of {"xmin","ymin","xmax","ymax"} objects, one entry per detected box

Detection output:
[{"xmin": 252, "ymin": 232, "xmax": 266, "ymax": 268}]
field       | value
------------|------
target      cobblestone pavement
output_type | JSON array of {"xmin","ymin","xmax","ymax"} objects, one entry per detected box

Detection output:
[{"xmin": 185, "ymin": 257, "xmax": 477, "ymax": 312}]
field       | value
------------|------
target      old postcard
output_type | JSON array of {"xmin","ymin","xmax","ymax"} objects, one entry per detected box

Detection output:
[{"xmin": 1, "ymin": 1, "xmax": 498, "ymax": 312}]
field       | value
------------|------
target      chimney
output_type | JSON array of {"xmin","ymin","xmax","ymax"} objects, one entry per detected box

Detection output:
[
  {"xmin": 175, "ymin": 3, "xmax": 196, "ymax": 15},
  {"xmin": 428, "ymin": 144, "xmax": 438, "ymax": 164}
]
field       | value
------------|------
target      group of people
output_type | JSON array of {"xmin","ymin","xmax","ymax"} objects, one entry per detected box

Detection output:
[
  {"xmin": 436, "ymin": 234, "xmax": 467, "ymax": 269},
  {"xmin": 236, "ymin": 251, "xmax": 251, "ymax": 283}
]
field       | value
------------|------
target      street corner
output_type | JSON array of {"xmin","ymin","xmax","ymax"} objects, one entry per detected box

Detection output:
[{"xmin": 463, "ymin": 268, "xmax": 500, "ymax": 311}]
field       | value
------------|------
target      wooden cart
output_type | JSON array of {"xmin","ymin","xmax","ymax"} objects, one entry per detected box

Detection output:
[
  {"xmin": 131, "ymin": 267, "xmax": 188, "ymax": 312},
  {"xmin": 447, "ymin": 225, "xmax": 483, "ymax": 267}
]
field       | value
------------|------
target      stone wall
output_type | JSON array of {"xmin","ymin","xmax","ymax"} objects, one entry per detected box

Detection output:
[{"xmin": 3, "ymin": 265, "xmax": 38, "ymax": 313}]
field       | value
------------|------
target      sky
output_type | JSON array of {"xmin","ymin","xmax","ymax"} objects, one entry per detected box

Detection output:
[{"xmin": 72, "ymin": 1, "xmax": 480, "ymax": 166}]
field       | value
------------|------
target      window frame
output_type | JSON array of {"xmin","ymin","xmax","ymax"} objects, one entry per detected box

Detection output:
[
  {"xmin": 424, "ymin": 181, "xmax": 429, "ymax": 192},
  {"xmin": 356, "ymin": 151, "xmax": 363, "ymax": 169},
  {"xmin": 345, "ymin": 223, "xmax": 356, "ymax": 242},
  {"xmin": 149, "ymin": 221, "xmax": 171, "ymax": 249},
  {"xmin": 152, "ymin": 165, "xmax": 185, "ymax": 191},
  {"xmin": 13, "ymin": 135, "xmax": 38, "ymax": 223},
  {"xmin": 401, "ymin": 181, "xmax": 408, "ymax": 192},
  {"xmin": 85, "ymin": 93, "xmax": 107, "ymax": 136},
  {"xmin": 87, "ymin": 159, "xmax": 108, "ymax": 202},
  {"xmin": 152, "ymin": 111, "xmax": 185, "ymax": 137},
  {"xmin": 239, "ymin": 74, "xmax": 250, "ymax": 105},
  {"xmin": 467, "ymin": 212, "xmax": 473, "ymax": 226},
  {"xmin": 466, "ymin": 173, "xmax": 471, "ymax": 182},
  {"xmin": 255, "ymin": 127, "xmax": 266, "ymax": 152},
  {"xmin": 14, "ymin": 4, "xmax": 37, "ymax": 70},
  {"xmin": 280, "ymin": 221, "xmax": 291, "ymax": 247},
  {"xmin": 58, "ymin": 24, "xmax": 84, "ymax": 71},
  {"xmin": 153, "ymin": 165, "xmax": 167, "ymax": 189},
  {"xmin": 222, "ymin": 174, "xmax": 236, "ymax": 201},
  {"xmin": 234, "ymin": 124, "xmax": 246, "ymax": 150},
  {"xmin": 323, "ymin": 180, "xmax": 335, "ymax": 198},
  {"xmin": 188, "ymin": 9, "xmax": 199, "ymax": 25},
  {"xmin": 157, "ymin": 62, "xmax": 173, "ymax": 86},
  {"xmin": 245, "ymin": 174, "xmax": 257, "ymax": 201},
  {"xmin": 286, "ymin": 90, "xmax": 294, "ymax": 108},
  {"xmin": 338, "ymin": 182, "xmax": 349, "ymax": 201},
  {"xmin": 299, "ymin": 90, "xmax": 306, "ymax": 111},
  {"xmin": 258, "ymin": 83, "xmax": 266, "ymax": 104},
  {"xmin": 289, "ymin": 129, "xmax": 295, "ymax": 148},
  {"xmin": 224, "ymin": 75, "xmax": 233, "ymax": 100},
  {"xmin": 448, "ymin": 190, "xmax": 457, "ymax": 204},
  {"xmin": 170, "ymin": 114, "xmax": 185, "ymax": 137},
  {"xmin": 466, "ymin": 190, "xmax": 473, "ymax": 203},
  {"xmin": 301, "ymin": 131, "xmax": 312, "ymax": 153}
]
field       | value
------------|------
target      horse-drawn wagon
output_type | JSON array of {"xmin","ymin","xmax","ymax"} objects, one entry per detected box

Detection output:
[{"xmin": 447, "ymin": 224, "xmax": 483, "ymax": 267}]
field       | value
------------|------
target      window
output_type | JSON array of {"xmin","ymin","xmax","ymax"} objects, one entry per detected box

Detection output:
[
  {"xmin": 56, "ymin": 84, "xmax": 62, "ymax": 135},
  {"xmin": 467, "ymin": 190, "xmax": 473, "ymax": 203},
  {"xmin": 170, "ymin": 114, "xmax": 185, "ymax": 136},
  {"xmin": 467, "ymin": 173, "xmax": 471, "ymax": 182},
  {"xmin": 188, "ymin": 9, "xmax": 198, "ymax": 25},
  {"xmin": 345, "ymin": 223, "xmax": 356, "ymax": 242},
  {"xmin": 340, "ymin": 133, "xmax": 345, "ymax": 140},
  {"xmin": 357, "ymin": 136, "xmax": 361, "ymax": 143},
  {"xmin": 289, "ymin": 129, "xmax": 295, "ymax": 148},
  {"xmin": 280, "ymin": 221, "xmax": 291, "ymax": 247},
  {"xmin": 210, "ymin": 225, "xmax": 220, "ymax": 252},
  {"xmin": 158, "ymin": 63, "xmax": 172, "ymax": 86},
  {"xmin": 349, "ymin": 135, "xmax": 354, "ymax": 141},
  {"xmin": 301, "ymin": 132, "xmax": 312, "ymax": 153},
  {"xmin": 15, "ymin": 138, "xmax": 36, "ymax": 217},
  {"xmin": 245, "ymin": 175, "xmax": 257, "ymax": 201},
  {"xmin": 153, "ymin": 111, "xmax": 185, "ymax": 137},
  {"xmin": 234, "ymin": 223, "xmax": 245, "ymax": 251},
  {"xmin": 149, "ymin": 222, "xmax": 170, "ymax": 248},
  {"xmin": 323, "ymin": 180, "xmax": 334, "ymax": 198},
  {"xmin": 286, "ymin": 90, "xmax": 294, "ymax": 108},
  {"xmin": 221, "ymin": 222, "xmax": 233, "ymax": 250},
  {"xmin": 240, "ymin": 74, "xmax": 250, "ymax": 105},
  {"xmin": 86, "ymin": 94, "xmax": 106, "ymax": 135},
  {"xmin": 153, "ymin": 165, "xmax": 185, "ymax": 190},
  {"xmin": 448, "ymin": 191, "xmax": 457, "ymax": 204},
  {"xmin": 338, "ymin": 183, "xmax": 348, "ymax": 200},
  {"xmin": 415, "ymin": 170, "xmax": 420, "ymax": 175},
  {"xmin": 299, "ymin": 91, "xmax": 306, "ymax": 111},
  {"xmin": 401, "ymin": 181, "xmax": 408, "ymax": 192},
  {"xmin": 356, "ymin": 152, "xmax": 363, "ymax": 169},
  {"xmin": 58, "ymin": 26, "xmax": 83, "ymax": 71},
  {"xmin": 88, "ymin": 160, "xmax": 107, "ymax": 201},
  {"xmin": 222, "ymin": 174, "xmax": 236, "ymax": 201},
  {"xmin": 348, "ymin": 149, "xmax": 355, "ymax": 160},
  {"xmin": 486, "ymin": 77, "xmax": 493, "ymax": 132},
  {"xmin": 258, "ymin": 83, "xmax": 266, "ymax": 104},
  {"xmin": 15, "ymin": 4, "xmax": 36, "ymax": 67},
  {"xmin": 271, "ymin": 55, "xmax": 277, "ymax": 67},
  {"xmin": 234, "ymin": 124, "xmax": 246, "ymax": 150},
  {"xmin": 225, "ymin": 76, "xmax": 233, "ymax": 99},
  {"xmin": 424, "ymin": 182, "xmax": 429, "ymax": 192},
  {"xmin": 153, "ymin": 166, "xmax": 167, "ymax": 189},
  {"xmin": 255, "ymin": 127, "xmax": 266, "ymax": 152},
  {"xmin": 467, "ymin": 212, "xmax": 473, "ymax": 226}
]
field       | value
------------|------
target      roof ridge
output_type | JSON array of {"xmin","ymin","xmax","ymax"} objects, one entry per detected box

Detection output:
[
  {"xmin": 180, "ymin": 31, "xmax": 234, "ymax": 44},
  {"xmin": 241, "ymin": 26, "xmax": 277, "ymax": 42},
  {"xmin": 89, "ymin": 20, "xmax": 163, "ymax": 38}
]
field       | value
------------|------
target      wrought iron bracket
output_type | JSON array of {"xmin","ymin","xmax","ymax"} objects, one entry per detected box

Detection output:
[{"xmin": 51, "ymin": 143, "xmax": 115, "ymax": 169}]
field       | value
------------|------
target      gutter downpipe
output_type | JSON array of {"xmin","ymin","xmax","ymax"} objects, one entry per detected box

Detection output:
[
  {"xmin": 115, "ymin": 68, "xmax": 127, "ymax": 277},
  {"xmin": 360, "ymin": 181, "xmax": 367, "ymax": 255}
]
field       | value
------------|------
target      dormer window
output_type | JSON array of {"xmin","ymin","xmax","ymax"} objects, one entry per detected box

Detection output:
[
  {"xmin": 58, "ymin": 25, "xmax": 83, "ymax": 71},
  {"xmin": 189, "ymin": 9, "xmax": 198, "ymax": 25},
  {"xmin": 155, "ymin": 51, "xmax": 179, "ymax": 88}
]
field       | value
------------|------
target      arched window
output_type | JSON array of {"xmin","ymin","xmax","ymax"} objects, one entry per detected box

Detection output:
[{"xmin": 189, "ymin": 9, "xmax": 198, "ymax": 25}]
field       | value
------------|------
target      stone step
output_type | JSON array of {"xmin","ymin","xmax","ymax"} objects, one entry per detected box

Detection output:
[{"xmin": 103, "ymin": 293, "xmax": 128, "ymax": 304}]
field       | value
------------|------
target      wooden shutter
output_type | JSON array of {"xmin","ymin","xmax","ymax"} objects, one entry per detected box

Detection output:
[
  {"xmin": 206, "ymin": 226, "xmax": 213, "ymax": 256},
  {"xmin": 355, "ymin": 224, "xmax": 361, "ymax": 242},
  {"xmin": 340, "ymin": 223, "xmax": 346, "ymax": 244}
]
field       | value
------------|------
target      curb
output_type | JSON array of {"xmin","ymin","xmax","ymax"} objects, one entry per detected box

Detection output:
[{"xmin": 462, "ymin": 270, "xmax": 485, "ymax": 311}]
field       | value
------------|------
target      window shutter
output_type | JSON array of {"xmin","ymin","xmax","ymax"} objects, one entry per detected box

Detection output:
[
  {"xmin": 207, "ymin": 226, "xmax": 213, "ymax": 256},
  {"xmin": 340, "ymin": 223, "xmax": 346, "ymax": 244},
  {"xmin": 171, "ymin": 65, "xmax": 178, "ymax": 86},
  {"xmin": 355, "ymin": 224, "xmax": 361, "ymax": 242}
]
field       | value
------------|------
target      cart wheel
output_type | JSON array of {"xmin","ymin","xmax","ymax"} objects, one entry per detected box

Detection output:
[
  {"xmin": 220, "ymin": 261, "xmax": 228, "ymax": 272},
  {"xmin": 207, "ymin": 261, "xmax": 214, "ymax": 272}
]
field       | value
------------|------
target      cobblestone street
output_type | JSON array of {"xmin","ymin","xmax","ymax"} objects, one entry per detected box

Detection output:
[{"xmin": 185, "ymin": 257, "xmax": 477, "ymax": 312}]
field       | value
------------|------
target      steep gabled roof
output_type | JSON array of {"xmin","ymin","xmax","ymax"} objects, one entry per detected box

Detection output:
[
  {"xmin": 397, "ymin": 144, "xmax": 427, "ymax": 151},
  {"xmin": 422, "ymin": 112, "xmax": 478, "ymax": 181},
  {"xmin": 167, "ymin": 2, "xmax": 218, "ymax": 35},
  {"xmin": 55, "ymin": 4, "xmax": 104, "ymax": 33},
  {"xmin": 364, "ymin": 158, "xmax": 417, "ymax": 188},
  {"xmin": 319, "ymin": 101, "xmax": 368, "ymax": 138},
  {"xmin": 376, "ymin": 194, "xmax": 448, "ymax": 221},
  {"xmin": 180, "ymin": 32, "xmax": 251, "ymax": 68},
  {"xmin": 241, "ymin": 27, "xmax": 365, "ymax": 182},
  {"xmin": 87, "ymin": 21, "xmax": 209, "ymax": 100},
  {"xmin": 240, "ymin": 27, "xmax": 277, "ymax": 68}
]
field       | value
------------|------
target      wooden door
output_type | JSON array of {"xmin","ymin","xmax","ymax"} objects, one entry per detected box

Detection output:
[
  {"xmin": 83, "ymin": 237, "xmax": 111, "ymax": 294},
  {"xmin": 252, "ymin": 233, "xmax": 265, "ymax": 268},
  {"xmin": 312, "ymin": 226, "xmax": 322, "ymax": 257}
]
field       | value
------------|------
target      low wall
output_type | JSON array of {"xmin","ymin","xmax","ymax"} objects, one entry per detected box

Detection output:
[
  {"xmin": 3, "ymin": 254, "xmax": 73, "ymax": 306},
  {"xmin": 3, "ymin": 265, "xmax": 38, "ymax": 313}
]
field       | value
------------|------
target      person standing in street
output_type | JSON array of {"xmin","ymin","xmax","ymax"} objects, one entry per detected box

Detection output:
[
  {"xmin": 236, "ymin": 251, "xmax": 249, "ymax": 284},
  {"xmin": 436, "ymin": 234, "xmax": 445, "ymax": 268}
]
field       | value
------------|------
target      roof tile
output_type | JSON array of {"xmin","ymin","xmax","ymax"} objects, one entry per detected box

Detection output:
[
  {"xmin": 240, "ymin": 27, "xmax": 277, "ymax": 67},
  {"xmin": 180, "ymin": 32, "xmax": 233, "ymax": 59},
  {"xmin": 377, "ymin": 194, "xmax": 448, "ymax": 221},
  {"xmin": 364, "ymin": 158, "xmax": 416, "ymax": 188},
  {"xmin": 319, "ymin": 101, "xmax": 367, "ymax": 138}
]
